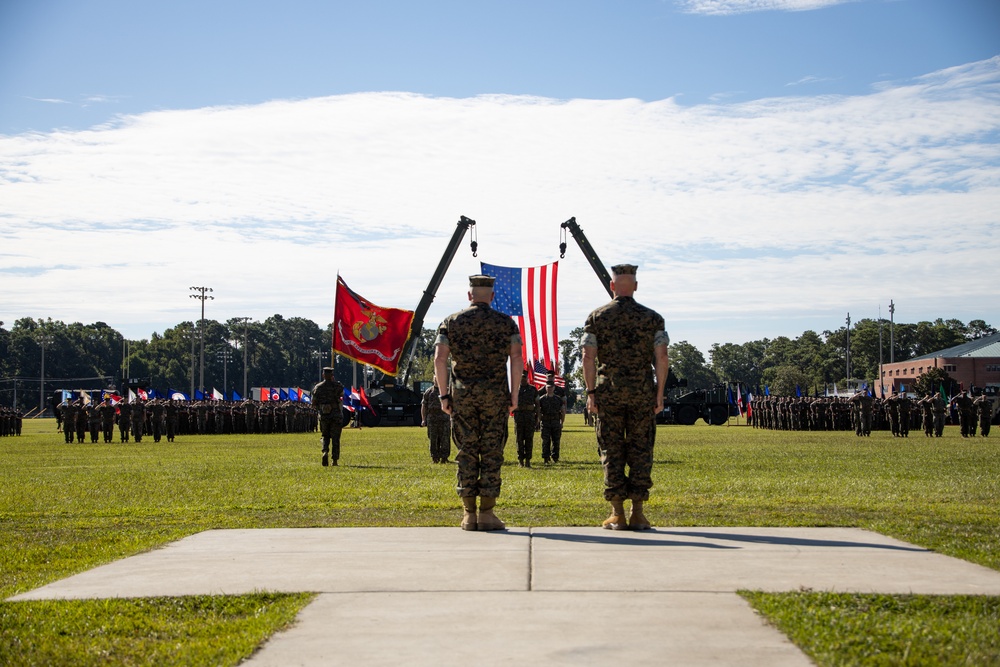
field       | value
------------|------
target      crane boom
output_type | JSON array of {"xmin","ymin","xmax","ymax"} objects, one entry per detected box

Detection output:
[
  {"xmin": 559, "ymin": 216, "xmax": 613, "ymax": 298},
  {"xmin": 400, "ymin": 216, "xmax": 477, "ymax": 385}
]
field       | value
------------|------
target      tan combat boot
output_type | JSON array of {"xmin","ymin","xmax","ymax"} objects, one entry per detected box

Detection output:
[
  {"xmin": 628, "ymin": 499, "xmax": 651, "ymax": 531},
  {"xmin": 461, "ymin": 496, "xmax": 478, "ymax": 531},
  {"xmin": 601, "ymin": 499, "xmax": 627, "ymax": 530},
  {"xmin": 477, "ymin": 496, "xmax": 506, "ymax": 531}
]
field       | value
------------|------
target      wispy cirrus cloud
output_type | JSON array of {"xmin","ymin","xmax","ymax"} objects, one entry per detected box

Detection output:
[
  {"xmin": 1, "ymin": 58, "xmax": 997, "ymax": 352},
  {"xmin": 24, "ymin": 96, "xmax": 70, "ymax": 104},
  {"xmin": 677, "ymin": 0, "xmax": 856, "ymax": 15}
]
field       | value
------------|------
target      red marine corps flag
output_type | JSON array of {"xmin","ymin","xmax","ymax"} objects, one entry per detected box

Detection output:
[{"xmin": 333, "ymin": 274, "xmax": 415, "ymax": 376}]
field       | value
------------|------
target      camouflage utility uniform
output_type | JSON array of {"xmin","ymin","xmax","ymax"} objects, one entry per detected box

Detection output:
[
  {"xmin": 436, "ymin": 300, "xmax": 520, "ymax": 500},
  {"xmin": 974, "ymin": 395, "xmax": 992, "ymax": 437},
  {"xmin": 312, "ymin": 370, "xmax": 344, "ymax": 466},
  {"xmin": 422, "ymin": 384, "xmax": 452, "ymax": 463},
  {"xmin": 539, "ymin": 389, "xmax": 565, "ymax": 463},
  {"xmin": 583, "ymin": 296, "xmax": 668, "ymax": 504},
  {"xmin": 513, "ymin": 376, "xmax": 539, "ymax": 466}
]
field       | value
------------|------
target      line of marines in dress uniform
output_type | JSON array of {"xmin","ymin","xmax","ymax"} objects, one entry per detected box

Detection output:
[
  {"xmin": 55, "ymin": 398, "xmax": 322, "ymax": 443},
  {"xmin": 750, "ymin": 391, "xmax": 993, "ymax": 438},
  {"xmin": 1, "ymin": 408, "xmax": 23, "ymax": 436}
]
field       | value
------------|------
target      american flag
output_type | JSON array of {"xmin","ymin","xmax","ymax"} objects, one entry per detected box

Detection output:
[
  {"xmin": 481, "ymin": 261, "xmax": 563, "ymax": 389},
  {"xmin": 533, "ymin": 358, "xmax": 565, "ymax": 389}
]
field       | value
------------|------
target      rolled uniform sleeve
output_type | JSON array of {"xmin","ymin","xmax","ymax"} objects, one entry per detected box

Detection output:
[{"xmin": 654, "ymin": 330, "xmax": 669, "ymax": 347}]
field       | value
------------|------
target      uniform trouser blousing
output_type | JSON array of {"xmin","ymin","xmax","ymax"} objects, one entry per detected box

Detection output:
[
  {"xmin": 514, "ymin": 412, "xmax": 535, "ymax": 461},
  {"xmin": 451, "ymin": 390, "xmax": 509, "ymax": 498},
  {"xmin": 319, "ymin": 417, "xmax": 342, "ymax": 461},
  {"xmin": 595, "ymin": 395, "xmax": 656, "ymax": 502},
  {"xmin": 541, "ymin": 421, "xmax": 562, "ymax": 461},
  {"xmin": 427, "ymin": 421, "xmax": 450, "ymax": 460}
]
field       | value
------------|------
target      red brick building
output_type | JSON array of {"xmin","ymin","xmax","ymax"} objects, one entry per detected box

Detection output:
[{"xmin": 878, "ymin": 332, "xmax": 1000, "ymax": 397}]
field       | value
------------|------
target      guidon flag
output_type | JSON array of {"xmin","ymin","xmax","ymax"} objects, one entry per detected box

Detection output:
[{"xmin": 333, "ymin": 274, "xmax": 415, "ymax": 376}]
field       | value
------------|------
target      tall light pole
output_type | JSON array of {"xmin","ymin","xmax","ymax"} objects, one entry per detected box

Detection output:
[
  {"xmin": 311, "ymin": 349, "xmax": 329, "ymax": 381},
  {"xmin": 889, "ymin": 299, "xmax": 895, "ymax": 364},
  {"xmin": 878, "ymin": 305, "xmax": 884, "ymax": 397},
  {"xmin": 190, "ymin": 286, "xmax": 214, "ymax": 396},
  {"xmin": 37, "ymin": 333, "xmax": 54, "ymax": 415},
  {"xmin": 845, "ymin": 313, "xmax": 851, "ymax": 389},
  {"xmin": 189, "ymin": 323, "xmax": 197, "ymax": 398},
  {"xmin": 216, "ymin": 348, "xmax": 232, "ymax": 397},
  {"xmin": 233, "ymin": 317, "xmax": 252, "ymax": 398}
]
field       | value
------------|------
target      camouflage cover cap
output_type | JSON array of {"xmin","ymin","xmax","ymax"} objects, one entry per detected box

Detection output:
[
  {"xmin": 469, "ymin": 274, "xmax": 496, "ymax": 287},
  {"xmin": 611, "ymin": 264, "xmax": 638, "ymax": 276},
  {"xmin": 322, "ymin": 366, "xmax": 335, "ymax": 372}
]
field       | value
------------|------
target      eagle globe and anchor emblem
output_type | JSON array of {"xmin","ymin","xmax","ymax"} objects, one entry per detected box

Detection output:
[{"xmin": 353, "ymin": 306, "xmax": 388, "ymax": 342}]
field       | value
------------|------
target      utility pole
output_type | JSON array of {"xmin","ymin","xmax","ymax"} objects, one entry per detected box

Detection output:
[
  {"xmin": 37, "ymin": 333, "xmax": 54, "ymax": 415},
  {"xmin": 189, "ymin": 286, "xmax": 214, "ymax": 396},
  {"xmin": 845, "ymin": 313, "xmax": 851, "ymax": 390},
  {"xmin": 233, "ymin": 317, "xmax": 252, "ymax": 398}
]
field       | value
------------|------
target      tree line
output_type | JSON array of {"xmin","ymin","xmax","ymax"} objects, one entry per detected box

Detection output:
[{"xmin": 1, "ymin": 315, "xmax": 994, "ymax": 412}]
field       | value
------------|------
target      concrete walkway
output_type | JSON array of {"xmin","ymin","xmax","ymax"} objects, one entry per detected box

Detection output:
[{"xmin": 11, "ymin": 527, "xmax": 1000, "ymax": 666}]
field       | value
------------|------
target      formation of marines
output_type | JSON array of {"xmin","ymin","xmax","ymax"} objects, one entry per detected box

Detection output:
[
  {"xmin": 750, "ymin": 391, "xmax": 993, "ymax": 438},
  {"xmin": 55, "ymin": 398, "xmax": 322, "ymax": 443},
  {"xmin": 1, "ymin": 407, "xmax": 23, "ymax": 436}
]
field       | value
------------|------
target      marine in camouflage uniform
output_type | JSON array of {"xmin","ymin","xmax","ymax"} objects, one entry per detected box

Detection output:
[
  {"xmin": 896, "ymin": 395, "xmax": 911, "ymax": 437},
  {"xmin": 974, "ymin": 394, "xmax": 992, "ymax": 437},
  {"xmin": 149, "ymin": 399, "xmax": 165, "ymax": 442},
  {"xmin": 917, "ymin": 396, "xmax": 935, "ymax": 437},
  {"xmin": 513, "ymin": 369, "xmax": 540, "ymax": 467},
  {"xmin": 312, "ymin": 367, "xmax": 344, "ymax": 466},
  {"xmin": 434, "ymin": 274, "xmax": 522, "ymax": 532},
  {"xmin": 62, "ymin": 401, "xmax": 78, "ymax": 443},
  {"xmin": 950, "ymin": 391, "xmax": 975, "ymax": 438},
  {"xmin": 421, "ymin": 382, "xmax": 452, "ymax": 463},
  {"xmin": 582, "ymin": 264, "xmax": 670, "ymax": 531},
  {"xmin": 98, "ymin": 399, "xmax": 116, "ymax": 443},
  {"xmin": 74, "ymin": 401, "xmax": 88, "ymax": 443},
  {"xmin": 117, "ymin": 400, "xmax": 132, "ymax": 442},
  {"xmin": 131, "ymin": 400, "xmax": 146, "ymax": 442},
  {"xmin": 165, "ymin": 400, "xmax": 179, "ymax": 442},
  {"xmin": 539, "ymin": 381, "xmax": 565, "ymax": 463},
  {"xmin": 87, "ymin": 401, "xmax": 102, "ymax": 442},
  {"xmin": 929, "ymin": 394, "xmax": 946, "ymax": 437},
  {"xmin": 848, "ymin": 391, "xmax": 873, "ymax": 437}
]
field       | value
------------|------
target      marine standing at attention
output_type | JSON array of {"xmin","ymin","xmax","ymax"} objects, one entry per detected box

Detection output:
[
  {"xmin": 421, "ymin": 378, "xmax": 453, "ymax": 463},
  {"xmin": 313, "ymin": 366, "xmax": 344, "ymax": 466},
  {"xmin": 581, "ymin": 263, "xmax": 669, "ymax": 531},
  {"xmin": 434, "ymin": 274, "xmax": 522, "ymax": 531},
  {"xmin": 513, "ymin": 368, "xmax": 540, "ymax": 467}
]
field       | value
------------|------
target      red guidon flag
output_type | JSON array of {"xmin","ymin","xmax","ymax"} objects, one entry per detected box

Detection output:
[{"xmin": 333, "ymin": 275, "xmax": 415, "ymax": 376}]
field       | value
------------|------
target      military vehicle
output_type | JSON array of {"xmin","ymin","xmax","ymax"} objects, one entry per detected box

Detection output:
[{"xmin": 362, "ymin": 380, "xmax": 434, "ymax": 427}]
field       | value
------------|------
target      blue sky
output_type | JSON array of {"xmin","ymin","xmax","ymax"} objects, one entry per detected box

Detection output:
[{"xmin": 1, "ymin": 0, "xmax": 999, "ymax": 362}]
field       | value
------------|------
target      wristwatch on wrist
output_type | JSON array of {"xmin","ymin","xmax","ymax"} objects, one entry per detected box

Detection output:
[{"xmin": 439, "ymin": 394, "xmax": 451, "ymax": 400}]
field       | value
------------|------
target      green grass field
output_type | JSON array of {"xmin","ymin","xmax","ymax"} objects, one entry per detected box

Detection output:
[{"xmin": 2, "ymin": 416, "xmax": 998, "ymax": 665}]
